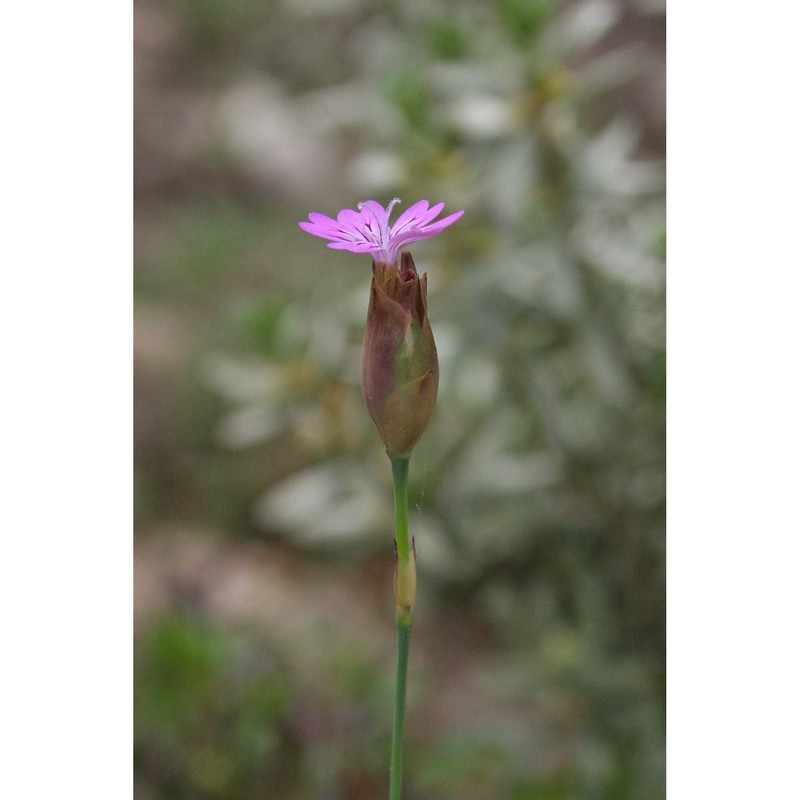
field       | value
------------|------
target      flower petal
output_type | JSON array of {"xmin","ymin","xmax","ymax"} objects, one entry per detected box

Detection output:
[
  {"xmin": 337, "ymin": 208, "xmax": 364, "ymax": 227},
  {"xmin": 300, "ymin": 200, "xmax": 463, "ymax": 263},
  {"xmin": 307, "ymin": 212, "xmax": 340, "ymax": 227},
  {"xmin": 327, "ymin": 241, "xmax": 380, "ymax": 253},
  {"xmin": 299, "ymin": 220, "xmax": 347, "ymax": 241},
  {"xmin": 391, "ymin": 200, "xmax": 430, "ymax": 233},
  {"xmin": 420, "ymin": 208, "xmax": 464, "ymax": 233},
  {"xmin": 359, "ymin": 201, "xmax": 388, "ymax": 226}
]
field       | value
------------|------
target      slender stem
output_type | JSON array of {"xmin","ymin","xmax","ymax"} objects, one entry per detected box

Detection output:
[
  {"xmin": 392, "ymin": 458, "xmax": 410, "ymax": 561},
  {"xmin": 390, "ymin": 618, "xmax": 412, "ymax": 800},
  {"xmin": 389, "ymin": 457, "xmax": 412, "ymax": 800}
]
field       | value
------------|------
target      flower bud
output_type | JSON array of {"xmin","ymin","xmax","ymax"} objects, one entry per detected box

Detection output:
[
  {"xmin": 361, "ymin": 252, "xmax": 439, "ymax": 458},
  {"xmin": 394, "ymin": 537, "xmax": 417, "ymax": 621}
]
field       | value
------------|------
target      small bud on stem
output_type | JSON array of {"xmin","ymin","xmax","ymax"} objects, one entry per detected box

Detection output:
[{"xmin": 394, "ymin": 537, "xmax": 417, "ymax": 622}]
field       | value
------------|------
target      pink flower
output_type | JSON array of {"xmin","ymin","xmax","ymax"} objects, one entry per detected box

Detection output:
[{"xmin": 299, "ymin": 198, "xmax": 464, "ymax": 265}]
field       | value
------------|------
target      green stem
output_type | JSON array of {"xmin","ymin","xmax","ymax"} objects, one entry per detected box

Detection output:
[
  {"xmin": 392, "ymin": 458, "xmax": 410, "ymax": 561},
  {"xmin": 390, "ymin": 618, "xmax": 412, "ymax": 800},
  {"xmin": 389, "ymin": 457, "xmax": 412, "ymax": 800}
]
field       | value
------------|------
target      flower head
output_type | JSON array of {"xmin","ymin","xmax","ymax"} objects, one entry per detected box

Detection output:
[{"xmin": 299, "ymin": 198, "xmax": 464, "ymax": 265}]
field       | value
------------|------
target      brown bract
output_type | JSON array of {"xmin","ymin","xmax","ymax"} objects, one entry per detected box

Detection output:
[{"xmin": 361, "ymin": 252, "xmax": 439, "ymax": 458}]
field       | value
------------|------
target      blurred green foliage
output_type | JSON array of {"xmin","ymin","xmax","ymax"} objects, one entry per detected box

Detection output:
[
  {"xmin": 135, "ymin": 617, "xmax": 299, "ymax": 798},
  {"xmin": 499, "ymin": 0, "xmax": 557, "ymax": 46},
  {"xmin": 135, "ymin": 0, "xmax": 665, "ymax": 797}
]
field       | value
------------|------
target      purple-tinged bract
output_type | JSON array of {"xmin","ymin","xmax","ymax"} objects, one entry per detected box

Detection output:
[
  {"xmin": 299, "ymin": 198, "xmax": 464, "ymax": 264},
  {"xmin": 361, "ymin": 252, "xmax": 438, "ymax": 458}
]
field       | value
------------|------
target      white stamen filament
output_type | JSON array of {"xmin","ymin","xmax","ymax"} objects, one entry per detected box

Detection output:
[{"xmin": 358, "ymin": 198, "xmax": 402, "ymax": 259}]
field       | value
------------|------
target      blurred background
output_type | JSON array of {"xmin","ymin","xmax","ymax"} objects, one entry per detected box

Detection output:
[{"xmin": 134, "ymin": 0, "xmax": 665, "ymax": 797}]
